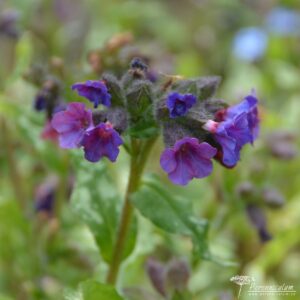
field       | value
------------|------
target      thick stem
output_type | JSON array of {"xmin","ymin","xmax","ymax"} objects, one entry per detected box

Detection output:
[{"xmin": 106, "ymin": 137, "xmax": 156, "ymax": 284}]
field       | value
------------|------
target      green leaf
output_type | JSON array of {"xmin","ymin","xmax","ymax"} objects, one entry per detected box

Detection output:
[
  {"xmin": 71, "ymin": 160, "xmax": 137, "ymax": 263},
  {"xmin": 131, "ymin": 175, "xmax": 210, "ymax": 260},
  {"xmin": 63, "ymin": 288, "xmax": 83, "ymax": 300},
  {"xmin": 80, "ymin": 280, "xmax": 124, "ymax": 300}
]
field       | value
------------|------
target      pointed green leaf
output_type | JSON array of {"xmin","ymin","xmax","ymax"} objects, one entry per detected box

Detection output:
[
  {"xmin": 131, "ymin": 175, "xmax": 210, "ymax": 260},
  {"xmin": 80, "ymin": 280, "xmax": 124, "ymax": 300},
  {"xmin": 71, "ymin": 160, "xmax": 137, "ymax": 263}
]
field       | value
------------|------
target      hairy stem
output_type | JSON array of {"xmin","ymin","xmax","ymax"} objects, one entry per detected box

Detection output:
[{"xmin": 106, "ymin": 137, "xmax": 156, "ymax": 284}]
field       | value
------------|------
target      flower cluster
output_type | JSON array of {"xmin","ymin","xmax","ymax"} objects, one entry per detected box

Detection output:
[
  {"xmin": 51, "ymin": 81, "xmax": 123, "ymax": 163},
  {"xmin": 46, "ymin": 59, "xmax": 259, "ymax": 185},
  {"xmin": 159, "ymin": 87, "xmax": 259, "ymax": 184}
]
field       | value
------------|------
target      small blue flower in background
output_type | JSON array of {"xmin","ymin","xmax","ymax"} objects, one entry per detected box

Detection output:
[
  {"xmin": 72, "ymin": 80, "xmax": 111, "ymax": 108},
  {"xmin": 265, "ymin": 7, "xmax": 300, "ymax": 36},
  {"xmin": 81, "ymin": 122, "xmax": 123, "ymax": 163},
  {"xmin": 233, "ymin": 27, "xmax": 268, "ymax": 62},
  {"xmin": 160, "ymin": 137, "xmax": 217, "ymax": 185},
  {"xmin": 166, "ymin": 92, "xmax": 196, "ymax": 118}
]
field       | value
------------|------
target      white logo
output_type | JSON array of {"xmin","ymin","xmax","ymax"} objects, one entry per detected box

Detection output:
[
  {"xmin": 230, "ymin": 275, "xmax": 296, "ymax": 298},
  {"xmin": 230, "ymin": 275, "xmax": 254, "ymax": 299}
]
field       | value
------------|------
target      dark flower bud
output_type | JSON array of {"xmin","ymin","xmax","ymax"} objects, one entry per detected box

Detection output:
[
  {"xmin": 130, "ymin": 57, "xmax": 148, "ymax": 71},
  {"xmin": 122, "ymin": 58, "xmax": 148, "ymax": 84},
  {"xmin": 246, "ymin": 204, "xmax": 272, "ymax": 243},
  {"xmin": 0, "ymin": 9, "xmax": 20, "ymax": 39},
  {"xmin": 265, "ymin": 131, "xmax": 297, "ymax": 160},
  {"xmin": 236, "ymin": 181, "xmax": 255, "ymax": 199},
  {"xmin": 145, "ymin": 258, "xmax": 166, "ymax": 297},
  {"xmin": 166, "ymin": 259, "xmax": 190, "ymax": 291},
  {"xmin": 262, "ymin": 187, "xmax": 285, "ymax": 209},
  {"xmin": 34, "ymin": 176, "xmax": 59, "ymax": 215},
  {"xmin": 34, "ymin": 93, "xmax": 47, "ymax": 111},
  {"xmin": 34, "ymin": 77, "xmax": 62, "ymax": 118}
]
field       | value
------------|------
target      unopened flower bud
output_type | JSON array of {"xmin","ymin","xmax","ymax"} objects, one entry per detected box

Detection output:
[
  {"xmin": 236, "ymin": 181, "xmax": 255, "ymax": 199},
  {"xmin": 265, "ymin": 131, "xmax": 297, "ymax": 160},
  {"xmin": 262, "ymin": 187, "xmax": 285, "ymax": 208},
  {"xmin": 166, "ymin": 259, "xmax": 190, "ymax": 291},
  {"xmin": 246, "ymin": 204, "xmax": 272, "ymax": 243},
  {"xmin": 145, "ymin": 258, "xmax": 166, "ymax": 297}
]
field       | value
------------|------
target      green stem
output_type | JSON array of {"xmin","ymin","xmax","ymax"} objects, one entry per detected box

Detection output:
[
  {"xmin": 1, "ymin": 118, "xmax": 26, "ymax": 209},
  {"xmin": 106, "ymin": 137, "xmax": 156, "ymax": 284}
]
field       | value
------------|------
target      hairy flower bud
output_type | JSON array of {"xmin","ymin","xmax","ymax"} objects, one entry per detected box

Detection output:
[
  {"xmin": 166, "ymin": 259, "xmax": 190, "ymax": 291},
  {"xmin": 246, "ymin": 204, "xmax": 272, "ymax": 242},
  {"xmin": 146, "ymin": 258, "xmax": 167, "ymax": 297},
  {"xmin": 262, "ymin": 187, "xmax": 285, "ymax": 208}
]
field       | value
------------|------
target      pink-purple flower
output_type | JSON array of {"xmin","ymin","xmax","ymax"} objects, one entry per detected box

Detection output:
[
  {"xmin": 204, "ymin": 94, "xmax": 259, "ymax": 167},
  {"xmin": 160, "ymin": 137, "xmax": 217, "ymax": 185},
  {"xmin": 81, "ymin": 122, "xmax": 123, "ymax": 163},
  {"xmin": 166, "ymin": 92, "xmax": 196, "ymax": 118},
  {"xmin": 51, "ymin": 102, "xmax": 93, "ymax": 149},
  {"xmin": 72, "ymin": 80, "xmax": 111, "ymax": 108}
]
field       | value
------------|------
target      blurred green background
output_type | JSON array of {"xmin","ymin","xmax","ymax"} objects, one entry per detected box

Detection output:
[{"xmin": 0, "ymin": 0, "xmax": 300, "ymax": 299}]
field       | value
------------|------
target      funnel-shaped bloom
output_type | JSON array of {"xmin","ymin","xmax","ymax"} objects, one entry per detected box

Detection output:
[
  {"xmin": 204, "ymin": 94, "xmax": 259, "ymax": 167},
  {"xmin": 72, "ymin": 80, "xmax": 111, "ymax": 108},
  {"xmin": 81, "ymin": 122, "xmax": 123, "ymax": 163},
  {"xmin": 160, "ymin": 137, "xmax": 217, "ymax": 185},
  {"xmin": 166, "ymin": 92, "xmax": 196, "ymax": 118},
  {"xmin": 51, "ymin": 102, "xmax": 93, "ymax": 149}
]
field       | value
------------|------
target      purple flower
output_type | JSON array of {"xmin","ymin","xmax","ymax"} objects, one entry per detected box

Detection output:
[
  {"xmin": 204, "ymin": 113, "xmax": 252, "ymax": 167},
  {"xmin": 81, "ymin": 122, "xmax": 123, "ymax": 163},
  {"xmin": 51, "ymin": 102, "xmax": 93, "ymax": 149},
  {"xmin": 41, "ymin": 121, "xmax": 59, "ymax": 143},
  {"xmin": 72, "ymin": 80, "xmax": 111, "ymax": 108},
  {"xmin": 204, "ymin": 93, "xmax": 259, "ymax": 167},
  {"xmin": 160, "ymin": 137, "xmax": 217, "ymax": 185},
  {"xmin": 34, "ymin": 93, "xmax": 47, "ymax": 111},
  {"xmin": 166, "ymin": 92, "xmax": 196, "ymax": 118},
  {"xmin": 226, "ymin": 94, "xmax": 259, "ymax": 143}
]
